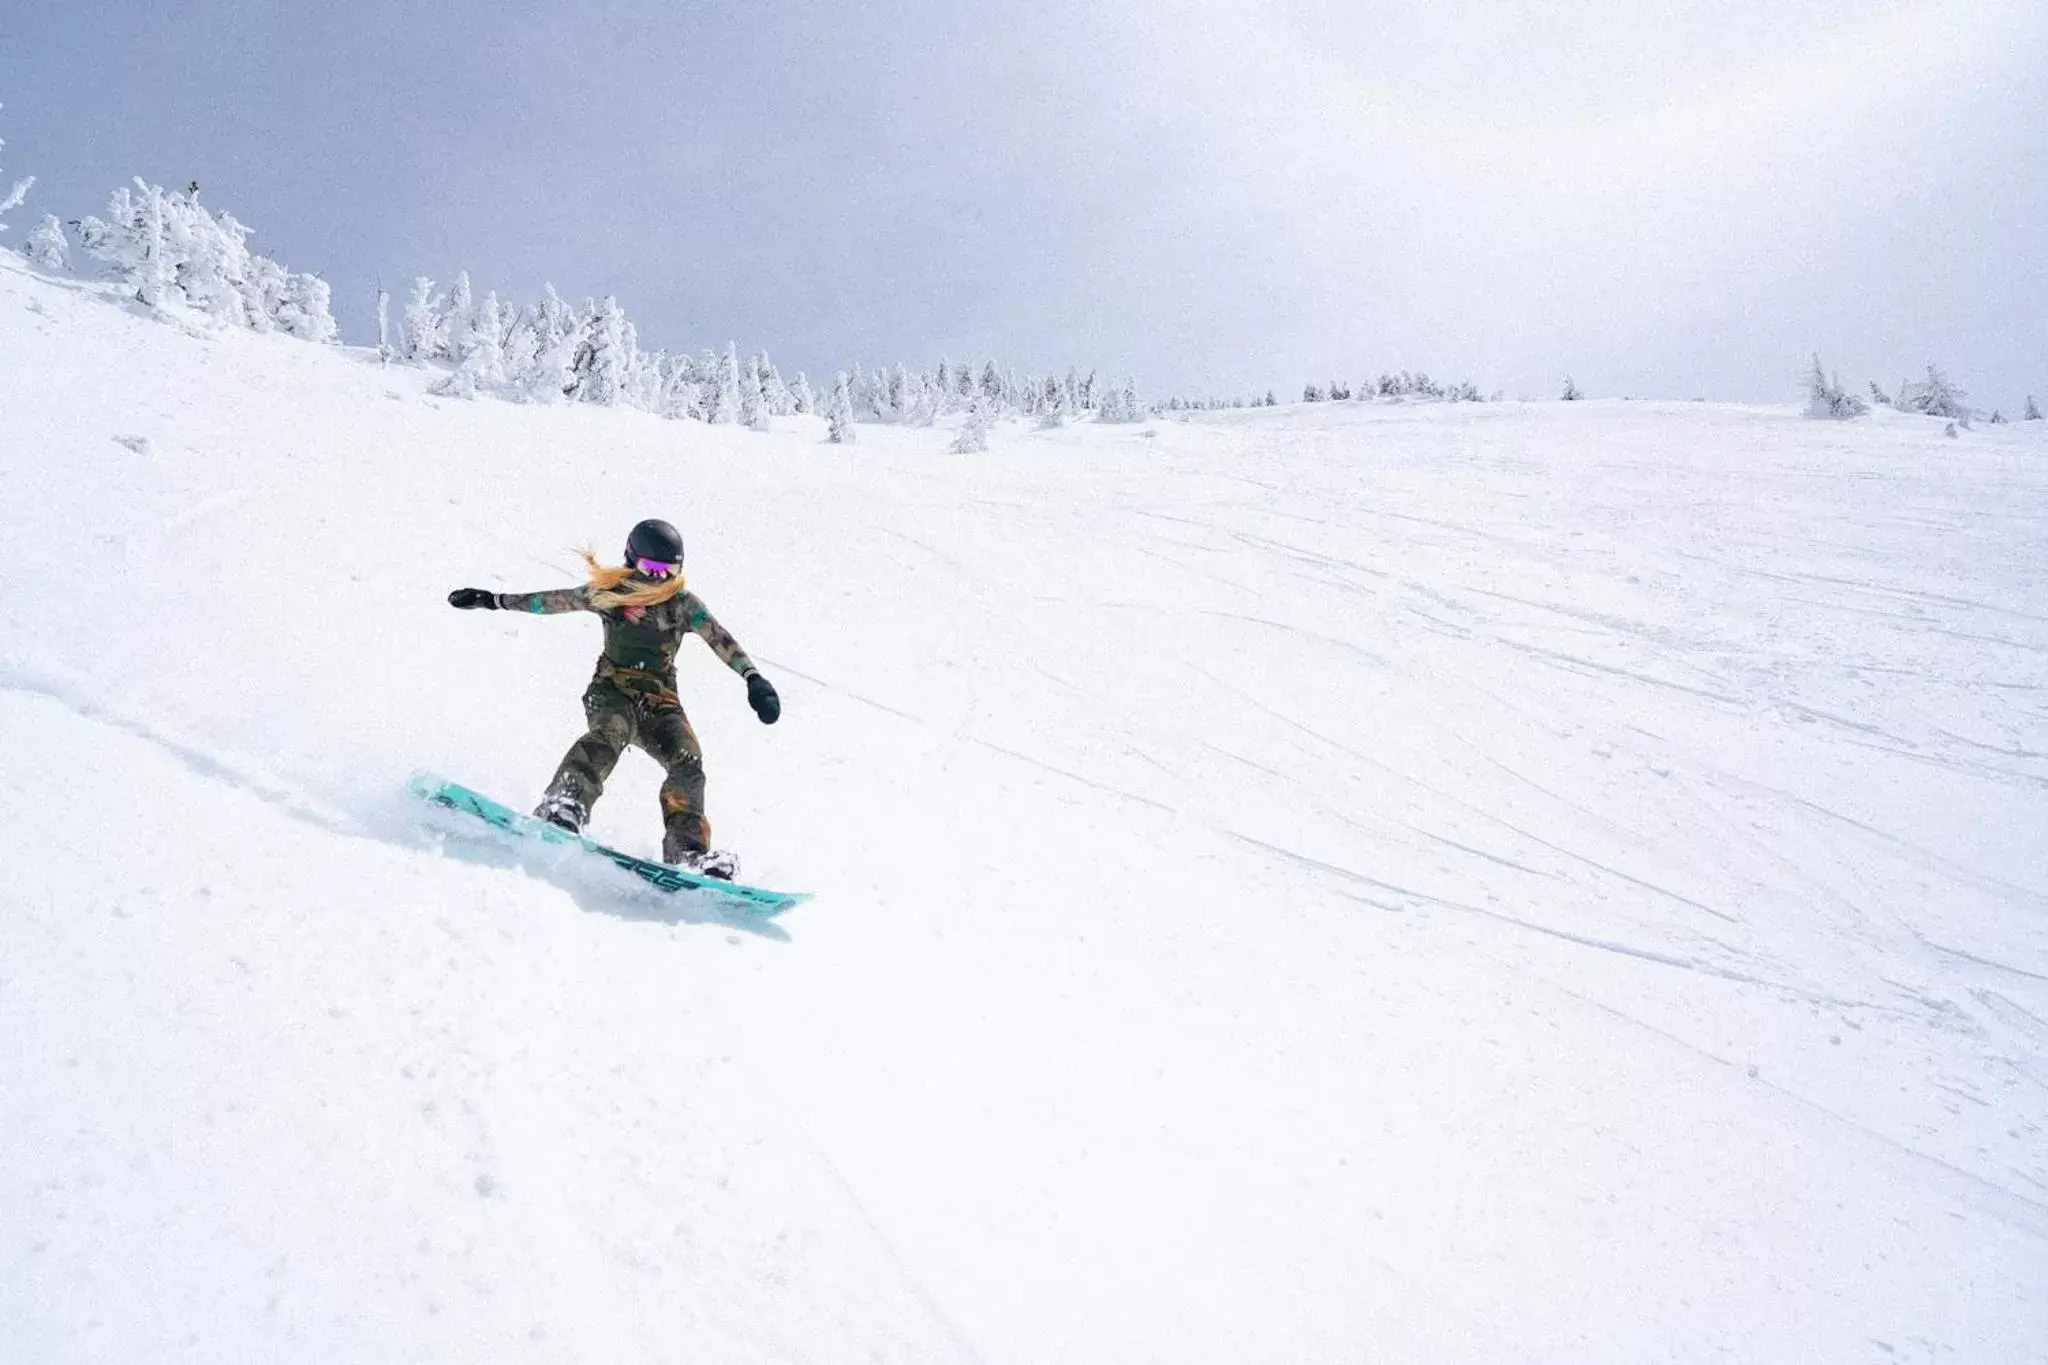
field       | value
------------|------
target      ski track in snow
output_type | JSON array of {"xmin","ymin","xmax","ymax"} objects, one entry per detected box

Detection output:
[{"xmin": 4, "ymin": 254, "xmax": 2048, "ymax": 1362}]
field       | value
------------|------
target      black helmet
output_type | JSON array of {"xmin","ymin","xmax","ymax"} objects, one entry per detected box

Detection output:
[{"xmin": 624, "ymin": 518, "xmax": 684, "ymax": 567}]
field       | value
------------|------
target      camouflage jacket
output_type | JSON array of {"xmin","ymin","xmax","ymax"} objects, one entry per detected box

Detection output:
[{"xmin": 495, "ymin": 584, "xmax": 757, "ymax": 678}]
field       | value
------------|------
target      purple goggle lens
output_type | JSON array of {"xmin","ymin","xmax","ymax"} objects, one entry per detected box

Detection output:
[{"xmin": 634, "ymin": 557, "xmax": 678, "ymax": 578}]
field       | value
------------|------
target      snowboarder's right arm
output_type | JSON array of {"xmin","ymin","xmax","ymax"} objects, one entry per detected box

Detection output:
[{"xmin": 449, "ymin": 586, "xmax": 592, "ymax": 614}]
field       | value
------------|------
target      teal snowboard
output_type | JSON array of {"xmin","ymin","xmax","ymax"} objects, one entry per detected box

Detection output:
[{"xmin": 409, "ymin": 773, "xmax": 810, "ymax": 917}]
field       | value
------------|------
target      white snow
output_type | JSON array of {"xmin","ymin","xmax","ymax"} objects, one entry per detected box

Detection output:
[{"xmin": 3, "ymin": 254, "xmax": 2044, "ymax": 1362}]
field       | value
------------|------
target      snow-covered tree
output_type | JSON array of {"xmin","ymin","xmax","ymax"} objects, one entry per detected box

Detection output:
[
  {"xmin": 740, "ymin": 350, "xmax": 769, "ymax": 431},
  {"xmin": 883, "ymin": 364, "xmax": 912, "ymax": 423},
  {"xmin": 70, "ymin": 181, "xmax": 330, "ymax": 339},
  {"xmin": 512, "ymin": 285, "xmax": 581, "ymax": 401},
  {"xmin": 576, "ymin": 297, "xmax": 632, "ymax": 406},
  {"xmin": 516, "ymin": 290, "xmax": 582, "ymax": 403},
  {"xmin": 1037, "ymin": 375, "xmax": 1067, "ymax": 428},
  {"xmin": 23, "ymin": 212, "xmax": 66, "ymax": 269},
  {"xmin": 706, "ymin": 342, "xmax": 741, "ymax": 424},
  {"xmin": 401, "ymin": 277, "xmax": 446, "ymax": 364},
  {"xmin": 2026, "ymin": 395, "xmax": 2043, "ymax": 421},
  {"xmin": 1561, "ymin": 376, "xmax": 1582, "ymax": 401},
  {"xmin": 277, "ymin": 273, "xmax": 338, "ymax": 344},
  {"xmin": 439, "ymin": 290, "xmax": 506, "ymax": 398},
  {"xmin": 1868, "ymin": 380, "xmax": 1892, "ymax": 407},
  {"xmin": 950, "ymin": 395, "xmax": 990, "ymax": 453},
  {"xmin": 1096, "ymin": 377, "xmax": 1143, "ymax": 423},
  {"xmin": 903, "ymin": 370, "xmax": 939, "ymax": 426},
  {"xmin": 1896, "ymin": 365, "xmax": 1971, "ymax": 423},
  {"xmin": 1805, "ymin": 354, "xmax": 1867, "ymax": 420},
  {"xmin": 791, "ymin": 371, "xmax": 816, "ymax": 415},
  {"xmin": 1989, "ymin": 409, "xmax": 2007, "ymax": 425},
  {"xmin": 761, "ymin": 352, "xmax": 795, "ymax": 416},
  {"xmin": 624, "ymin": 329, "xmax": 664, "ymax": 411},
  {"xmin": 828, "ymin": 371, "xmax": 856, "ymax": 444},
  {"xmin": 240, "ymin": 255, "xmax": 288, "ymax": 332},
  {"xmin": 447, "ymin": 271, "xmax": 475, "ymax": 351},
  {"xmin": 653, "ymin": 352, "xmax": 697, "ymax": 419},
  {"xmin": 375, "ymin": 287, "xmax": 392, "ymax": 365}
]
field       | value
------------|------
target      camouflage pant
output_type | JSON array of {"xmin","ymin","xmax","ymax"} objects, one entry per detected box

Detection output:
[{"xmin": 539, "ymin": 662, "xmax": 710, "ymax": 860}]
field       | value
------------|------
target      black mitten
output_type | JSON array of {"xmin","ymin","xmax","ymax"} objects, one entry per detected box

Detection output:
[
  {"xmin": 746, "ymin": 671, "xmax": 781, "ymax": 724},
  {"xmin": 448, "ymin": 588, "xmax": 499, "ymax": 610}
]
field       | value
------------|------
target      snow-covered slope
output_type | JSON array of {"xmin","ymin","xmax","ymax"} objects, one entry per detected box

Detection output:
[{"xmin": 4, "ymin": 254, "xmax": 2044, "ymax": 1364}]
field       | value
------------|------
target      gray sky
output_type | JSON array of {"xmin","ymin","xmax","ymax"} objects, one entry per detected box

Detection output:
[{"xmin": 5, "ymin": 0, "xmax": 2044, "ymax": 406}]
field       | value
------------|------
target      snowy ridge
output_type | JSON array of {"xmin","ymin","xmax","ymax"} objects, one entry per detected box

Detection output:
[{"xmin": 3, "ymin": 253, "xmax": 2045, "ymax": 1363}]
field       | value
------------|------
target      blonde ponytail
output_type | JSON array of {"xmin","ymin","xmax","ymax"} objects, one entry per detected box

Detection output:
[{"xmin": 580, "ymin": 549, "xmax": 686, "ymax": 611}]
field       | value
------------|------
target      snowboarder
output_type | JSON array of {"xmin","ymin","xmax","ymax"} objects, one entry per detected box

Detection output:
[{"xmin": 447, "ymin": 518, "xmax": 780, "ymax": 879}]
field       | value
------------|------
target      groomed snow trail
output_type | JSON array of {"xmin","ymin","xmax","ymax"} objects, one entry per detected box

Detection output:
[{"xmin": 3, "ymin": 256, "xmax": 2044, "ymax": 1363}]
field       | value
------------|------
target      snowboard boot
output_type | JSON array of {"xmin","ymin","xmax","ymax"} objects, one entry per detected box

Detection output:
[
  {"xmin": 533, "ymin": 789, "xmax": 589, "ymax": 834},
  {"xmin": 665, "ymin": 842, "xmax": 739, "ymax": 881}
]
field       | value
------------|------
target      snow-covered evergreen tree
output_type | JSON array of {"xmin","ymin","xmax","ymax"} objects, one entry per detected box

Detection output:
[
  {"xmin": 124, "ymin": 181, "xmax": 169, "ymax": 308},
  {"xmin": 625, "ymin": 330, "xmax": 665, "ymax": 412},
  {"xmin": 240, "ymin": 256, "xmax": 288, "ymax": 333},
  {"xmin": 950, "ymin": 395, "xmax": 990, "ymax": 453},
  {"xmin": 277, "ymin": 273, "xmax": 338, "ymax": 344},
  {"xmin": 828, "ymin": 371, "xmax": 856, "ymax": 444},
  {"xmin": 70, "ymin": 181, "xmax": 335, "ymax": 340},
  {"xmin": 1561, "ymin": 376, "xmax": 1583, "ymax": 401},
  {"xmin": 1868, "ymin": 380, "xmax": 1892, "ymax": 407},
  {"xmin": 884, "ymin": 364, "xmax": 912, "ymax": 423},
  {"xmin": 23, "ymin": 213, "xmax": 66, "ymax": 269},
  {"xmin": 523, "ymin": 300, "xmax": 582, "ymax": 403},
  {"xmin": 402, "ymin": 277, "xmax": 446, "ymax": 364},
  {"xmin": 513, "ymin": 285, "xmax": 580, "ymax": 401},
  {"xmin": 740, "ymin": 351, "xmax": 769, "ymax": 431},
  {"xmin": 1896, "ymin": 365, "xmax": 1971, "ymax": 422},
  {"xmin": 1037, "ymin": 375, "xmax": 1067, "ymax": 428},
  {"xmin": 761, "ymin": 352, "xmax": 794, "ymax": 416},
  {"xmin": 578, "ymin": 297, "xmax": 631, "ymax": 406},
  {"xmin": 653, "ymin": 352, "xmax": 696, "ymax": 419},
  {"xmin": 439, "ymin": 290, "xmax": 506, "ymax": 398},
  {"xmin": 2026, "ymin": 395, "xmax": 2043, "ymax": 421},
  {"xmin": 168, "ymin": 195, "xmax": 251, "ymax": 324},
  {"xmin": 1805, "ymin": 354, "xmax": 1867, "ymax": 420},
  {"xmin": 1989, "ymin": 409, "xmax": 2007, "ymax": 424},
  {"xmin": 447, "ymin": 271, "xmax": 475, "ymax": 352},
  {"xmin": 707, "ymin": 342, "xmax": 741, "ymax": 424},
  {"xmin": 903, "ymin": 370, "xmax": 939, "ymax": 426},
  {"xmin": 791, "ymin": 371, "xmax": 816, "ymax": 415},
  {"xmin": 1096, "ymin": 377, "xmax": 1143, "ymax": 423}
]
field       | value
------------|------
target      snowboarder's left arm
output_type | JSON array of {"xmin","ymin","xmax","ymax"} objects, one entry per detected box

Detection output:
[
  {"xmin": 681, "ymin": 592, "xmax": 781, "ymax": 723},
  {"xmin": 682, "ymin": 593, "xmax": 758, "ymax": 677}
]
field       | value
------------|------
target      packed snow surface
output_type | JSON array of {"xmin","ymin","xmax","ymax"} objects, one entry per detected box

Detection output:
[{"xmin": 3, "ymin": 255, "xmax": 2044, "ymax": 1363}]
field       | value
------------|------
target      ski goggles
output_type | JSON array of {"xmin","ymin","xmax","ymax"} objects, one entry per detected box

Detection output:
[{"xmin": 634, "ymin": 557, "xmax": 679, "ymax": 578}]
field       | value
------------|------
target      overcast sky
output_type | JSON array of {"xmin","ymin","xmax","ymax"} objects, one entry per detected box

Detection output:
[{"xmin": 5, "ymin": 0, "xmax": 2044, "ymax": 406}]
